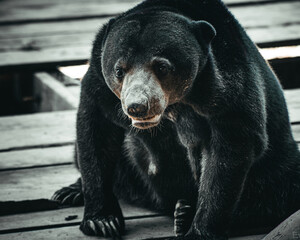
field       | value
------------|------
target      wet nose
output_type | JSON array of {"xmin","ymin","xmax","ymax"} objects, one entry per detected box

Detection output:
[{"xmin": 127, "ymin": 103, "xmax": 148, "ymax": 118}]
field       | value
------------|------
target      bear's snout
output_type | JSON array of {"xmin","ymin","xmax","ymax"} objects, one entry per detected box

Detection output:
[
  {"xmin": 127, "ymin": 102, "xmax": 148, "ymax": 118},
  {"xmin": 120, "ymin": 69, "xmax": 168, "ymax": 129}
]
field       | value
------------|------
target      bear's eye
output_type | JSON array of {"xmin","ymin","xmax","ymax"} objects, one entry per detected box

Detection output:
[
  {"xmin": 159, "ymin": 65, "xmax": 168, "ymax": 74},
  {"xmin": 115, "ymin": 67, "xmax": 125, "ymax": 79},
  {"xmin": 156, "ymin": 63, "xmax": 170, "ymax": 76}
]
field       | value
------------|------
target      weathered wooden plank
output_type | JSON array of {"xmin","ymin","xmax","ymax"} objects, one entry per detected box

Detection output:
[
  {"xmin": 262, "ymin": 210, "xmax": 300, "ymax": 240},
  {"xmin": 0, "ymin": 2, "xmax": 299, "ymax": 70},
  {"xmin": 247, "ymin": 24, "xmax": 300, "ymax": 48},
  {"xmin": 0, "ymin": 204, "xmax": 159, "ymax": 233},
  {"xmin": 1, "ymin": 23, "xmax": 299, "ymax": 54},
  {"xmin": 0, "ymin": 165, "xmax": 79, "ymax": 201},
  {"xmin": 0, "ymin": 18, "xmax": 107, "ymax": 39},
  {"xmin": 0, "ymin": 216, "xmax": 173, "ymax": 240},
  {"xmin": 0, "ymin": 45, "xmax": 91, "ymax": 72},
  {"xmin": 292, "ymin": 126, "xmax": 300, "ymax": 143},
  {"xmin": 285, "ymin": 89, "xmax": 300, "ymax": 123},
  {"xmin": 0, "ymin": 110, "xmax": 76, "ymax": 151},
  {"xmin": 230, "ymin": 2, "xmax": 300, "ymax": 28},
  {"xmin": 34, "ymin": 72, "xmax": 79, "ymax": 112},
  {"xmin": 0, "ymin": 215, "xmax": 265, "ymax": 240},
  {"xmin": 0, "ymin": 1, "xmax": 139, "ymax": 24},
  {"xmin": 0, "ymin": 146, "xmax": 73, "ymax": 170},
  {"xmin": 0, "ymin": 33, "xmax": 94, "ymax": 52},
  {"xmin": 0, "ymin": 0, "xmax": 292, "ymax": 24}
]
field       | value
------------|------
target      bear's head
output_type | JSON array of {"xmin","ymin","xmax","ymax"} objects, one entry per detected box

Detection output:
[{"xmin": 92, "ymin": 11, "xmax": 216, "ymax": 129}]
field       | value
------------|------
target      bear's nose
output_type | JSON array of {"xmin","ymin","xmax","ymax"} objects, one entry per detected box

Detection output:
[{"xmin": 127, "ymin": 103, "xmax": 148, "ymax": 118}]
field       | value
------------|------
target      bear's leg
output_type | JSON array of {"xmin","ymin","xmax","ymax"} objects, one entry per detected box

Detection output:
[
  {"xmin": 51, "ymin": 178, "xmax": 84, "ymax": 206},
  {"xmin": 174, "ymin": 199, "xmax": 194, "ymax": 237}
]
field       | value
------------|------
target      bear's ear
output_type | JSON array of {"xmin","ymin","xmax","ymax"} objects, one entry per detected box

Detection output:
[
  {"xmin": 92, "ymin": 18, "xmax": 116, "ymax": 53},
  {"xmin": 91, "ymin": 18, "xmax": 116, "ymax": 76},
  {"xmin": 101, "ymin": 18, "xmax": 116, "ymax": 48},
  {"xmin": 191, "ymin": 20, "xmax": 216, "ymax": 45}
]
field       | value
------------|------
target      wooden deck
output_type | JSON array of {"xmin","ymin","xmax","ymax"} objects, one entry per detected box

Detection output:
[{"xmin": 0, "ymin": 0, "xmax": 300, "ymax": 239}]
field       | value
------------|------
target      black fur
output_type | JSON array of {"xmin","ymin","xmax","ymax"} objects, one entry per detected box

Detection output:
[{"xmin": 52, "ymin": 0, "xmax": 300, "ymax": 239}]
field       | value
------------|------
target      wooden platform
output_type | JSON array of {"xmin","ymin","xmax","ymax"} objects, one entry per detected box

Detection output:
[{"xmin": 0, "ymin": 0, "xmax": 300, "ymax": 239}]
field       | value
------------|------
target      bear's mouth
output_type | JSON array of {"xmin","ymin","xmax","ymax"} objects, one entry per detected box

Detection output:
[{"xmin": 130, "ymin": 114, "xmax": 161, "ymax": 129}]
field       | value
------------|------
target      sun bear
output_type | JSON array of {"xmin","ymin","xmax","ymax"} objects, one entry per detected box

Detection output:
[{"xmin": 52, "ymin": 0, "xmax": 300, "ymax": 239}]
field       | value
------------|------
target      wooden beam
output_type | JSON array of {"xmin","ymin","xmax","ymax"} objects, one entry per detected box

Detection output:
[
  {"xmin": 262, "ymin": 210, "xmax": 300, "ymax": 240},
  {"xmin": 34, "ymin": 72, "xmax": 79, "ymax": 112}
]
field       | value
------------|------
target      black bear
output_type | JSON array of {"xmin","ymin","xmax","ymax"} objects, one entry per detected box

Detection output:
[{"xmin": 52, "ymin": 0, "xmax": 300, "ymax": 239}]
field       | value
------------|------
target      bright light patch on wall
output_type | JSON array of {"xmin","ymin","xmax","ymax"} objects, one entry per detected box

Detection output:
[
  {"xmin": 259, "ymin": 45, "xmax": 300, "ymax": 60},
  {"xmin": 59, "ymin": 64, "xmax": 89, "ymax": 80},
  {"xmin": 59, "ymin": 45, "xmax": 300, "ymax": 79}
]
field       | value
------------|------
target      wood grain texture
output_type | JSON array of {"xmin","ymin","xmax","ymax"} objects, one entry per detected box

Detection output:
[
  {"xmin": 0, "ymin": 1, "xmax": 139, "ymax": 24},
  {"xmin": 284, "ymin": 89, "xmax": 300, "ymax": 124},
  {"xmin": 0, "ymin": 45, "xmax": 91, "ymax": 71},
  {"xmin": 262, "ymin": 210, "xmax": 300, "ymax": 240},
  {"xmin": 0, "ymin": 165, "xmax": 79, "ymax": 201},
  {"xmin": 0, "ymin": 204, "xmax": 160, "ymax": 233},
  {"xmin": 231, "ymin": 2, "xmax": 300, "ymax": 28},
  {"xmin": 292, "ymin": 126, "xmax": 300, "ymax": 142},
  {"xmin": 34, "ymin": 72, "xmax": 79, "ymax": 111},
  {"xmin": 0, "ymin": 1, "xmax": 299, "ymax": 70},
  {"xmin": 0, "ymin": 0, "xmax": 291, "ymax": 24},
  {"xmin": 0, "ymin": 215, "xmax": 266, "ymax": 240},
  {"xmin": 0, "ymin": 216, "xmax": 173, "ymax": 240},
  {"xmin": 0, "ymin": 146, "xmax": 73, "ymax": 170},
  {"xmin": 0, "ymin": 110, "xmax": 76, "ymax": 151}
]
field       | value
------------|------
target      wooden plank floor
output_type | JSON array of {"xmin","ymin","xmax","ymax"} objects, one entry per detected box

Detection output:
[
  {"xmin": 0, "ymin": 0, "xmax": 299, "ymax": 72},
  {"xmin": 0, "ymin": 88, "xmax": 299, "ymax": 239},
  {"xmin": 0, "ymin": 0, "xmax": 299, "ymax": 239}
]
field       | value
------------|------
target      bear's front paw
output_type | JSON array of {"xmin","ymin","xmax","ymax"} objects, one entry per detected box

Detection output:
[
  {"xmin": 174, "ymin": 199, "xmax": 194, "ymax": 237},
  {"xmin": 51, "ymin": 178, "xmax": 83, "ymax": 206},
  {"xmin": 80, "ymin": 214, "xmax": 124, "ymax": 239}
]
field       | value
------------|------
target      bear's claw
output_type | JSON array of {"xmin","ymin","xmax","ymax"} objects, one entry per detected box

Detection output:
[
  {"xmin": 81, "ymin": 215, "xmax": 123, "ymax": 240},
  {"xmin": 51, "ymin": 178, "xmax": 83, "ymax": 206},
  {"xmin": 174, "ymin": 199, "xmax": 193, "ymax": 237}
]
